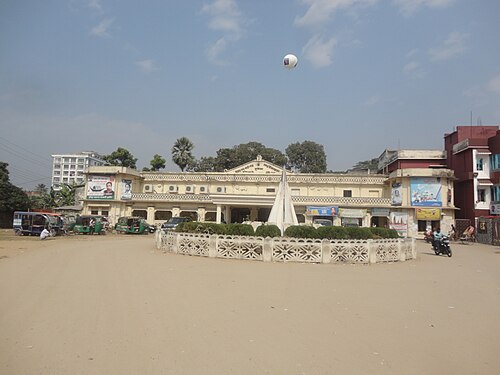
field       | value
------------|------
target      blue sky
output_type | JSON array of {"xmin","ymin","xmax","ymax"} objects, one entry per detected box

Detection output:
[{"xmin": 1, "ymin": 0, "xmax": 499, "ymax": 189}]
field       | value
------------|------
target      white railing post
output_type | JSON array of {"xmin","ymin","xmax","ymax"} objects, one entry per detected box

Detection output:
[
  {"xmin": 209, "ymin": 234, "xmax": 218, "ymax": 258},
  {"xmin": 368, "ymin": 239, "xmax": 377, "ymax": 264},
  {"xmin": 412, "ymin": 238, "xmax": 417, "ymax": 259},
  {"xmin": 321, "ymin": 239, "xmax": 331, "ymax": 264},
  {"xmin": 172, "ymin": 233, "xmax": 179, "ymax": 254},
  {"xmin": 263, "ymin": 237, "xmax": 273, "ymax": 262},
  {"xmin": 398, "ymin": 240, "xmax": 405, "ymax": 262}
]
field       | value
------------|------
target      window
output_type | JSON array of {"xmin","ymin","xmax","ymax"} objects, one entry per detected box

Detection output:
[
  {"xmin": 54, "ymin": 164, "xmax": 61, "ymax": 169},
  {"xmin": 343, "ymin": 190, "xmax": 352, "ymax": 197},
  {"xmin": 477, "ymin": 189, "xmax": 486, "ymax": 202},
  {"xmin": 53, "ymin": 177, "xmax": 60, "ymax": 182},
  {"xmin": 476, "ymin": 158, "xmax": 483, "ymax": 171},
  {"xmin": 63, "ymin": 171, "xmax": 69, "ymax": 176},
  {"xmin": 91, "ymin": 210, "xmax": 99, "ymax": 215},
  {"xmin": 101, "ymin": 210, "xmax": 109, "ymax": 216},
  {"xmin": 266, "ymin": 188, "xmax": 275, "ymax": 193},
  {"xmin": 77, "ymin": 158, "xmax": 84, "ymax": 163},
  {"xmin": 63, "ymin": 164, "xmax": 69, "ymax": 170},
  {"xmin": 54, "ymin": 171, "xmax": 60, "ymax": 176},
  {"xmin": 491, "ymin": 154, "xmax": 500, "ymax": 171},
  {"xmin": 492, "ymin": 186, "xmax": 500, "ymax": 201}
]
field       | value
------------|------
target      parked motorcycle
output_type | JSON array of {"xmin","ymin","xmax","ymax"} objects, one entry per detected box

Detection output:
[
  {"xmin": 424, "ymin": 229, "xmax": 434, "ymax": 243},
  {"xmin": 433, "ymin": 235, "xmax": 452, "ymax": 257}
]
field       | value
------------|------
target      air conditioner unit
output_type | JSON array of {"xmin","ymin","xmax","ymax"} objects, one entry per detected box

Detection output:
[
  {"xmin": 199, "ymin": 185, "xmax": 209, "ymax": 194},
  {"xmin": 185, "ymin": 185, "xmax": 195, "ymax": 194},
  {"xmin": 168, "ymin": 185, "xmax": 178, "ymax": 193},
  {"xmin": 216, "ymin": 186, "xmax": 226, "ymax": 193},
  {"xmin": 144, "ymin": 184, "xmax": 153, "ymax": 193}
]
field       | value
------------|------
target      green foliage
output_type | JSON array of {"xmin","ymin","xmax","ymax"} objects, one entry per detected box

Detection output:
[
  {"xmin": 172, "ymin": 137, "xmax": 195, "ymax": 172},
  {"xmin": 193, "ymin": 142, "xmax": 287, "ymax": 172},
  {"xmin": 284, "ymin": 225, "xmax": 319, "ymax": 238},
  {"xmin": 344, "ymin": 227, "xmax": 374, "ymax": 239},
  {"xmin": 149, "ymin": 154, "xmax": 166, "ymax": 171},
  {"xmin": 368, "ymin": 227, "xmax": 400, "ymax": 238},
  {"xmin": 225, "ymin": 223, "xmax": 255, "ymax": 236},
  {"xmin": 104, "ymin": 147, "xmax": 138, "ymax": 169},
  {"xmin": 255, "ymin": 224, "xmax": 281, "ymax": 238},
  {"xmin": 176, "ymin": 221, "xmax": 227, "ymax": 235},
  {"xmin": 0, "ymin": 162, "xmax": 30, "ymax": 220},
  {"xmin": 316, "ymin": 226, "xmax": 348, "ymax": 239},
  {"xmin": 285, "ymin": 141, "xmax": 327, "ymax": 173},
  {"xmin": 351, "ymin": 158, "xmax": 379, "ymax": 173}
]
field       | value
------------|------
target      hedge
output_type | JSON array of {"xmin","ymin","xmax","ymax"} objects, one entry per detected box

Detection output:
[{"xmin": 255, "ymin": 224, "xmax": 282, "ymax": 238}]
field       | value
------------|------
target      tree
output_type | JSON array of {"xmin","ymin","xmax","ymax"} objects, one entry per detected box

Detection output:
[
  {"xmin": 34, "ymin": 183, "xmax": 48, "ymax": 195},
  {"xmin": 0, "ymin": 162, "xmax": 30, "ymax": 227},
  {"xmin": 172, "ymin": 137, "xmax": 195, "ymax": 172},
  {"xmin": 193, "ymin": 142, "xmax": 287, "ymax": 172},
  {"xmin": 103, "ymin": 147, "xmax": 138, "ymax": 169},
  {"xmin": 286, "ymin": 141, "xmax": 327, "ymax": 173},
  {"xmin": 187, "ymin": 156, "xmax": 216, "ymax": 172},
  {"xmin": 149, "ymin": 154, "xmax": 166, "ymax": 171},
  {"xmin": 351, "ymin": 158, "xmax": 379, "ymax": 172}
]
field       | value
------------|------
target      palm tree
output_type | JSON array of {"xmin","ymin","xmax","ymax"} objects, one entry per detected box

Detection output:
[{"xmin": 171, "ymin": 137, "xmax": 195, "ymax": 172}]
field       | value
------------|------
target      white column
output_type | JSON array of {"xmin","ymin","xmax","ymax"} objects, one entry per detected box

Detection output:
[
  {"xmin": 225, "ymin": 206, "xmax": 231, "ymax": 224},
  {"xmin": 216, "ymin": 205, "xmax": 222, "ymax": 224}
]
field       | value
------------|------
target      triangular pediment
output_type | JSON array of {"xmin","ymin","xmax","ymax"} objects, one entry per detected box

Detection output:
[{"xmin": 226, "ymin": 155, "xmax": 283, "ymax": 174}]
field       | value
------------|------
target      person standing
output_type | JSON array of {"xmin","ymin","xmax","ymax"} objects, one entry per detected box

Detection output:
[{"xmin": 89, "ymin": 218, "xmax": 96, "ymax": 235}]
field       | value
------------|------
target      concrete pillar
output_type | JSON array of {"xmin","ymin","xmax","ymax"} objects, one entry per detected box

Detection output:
[
  {"xmin": 216, "ymin": 205, "xmax": 222, "ymax": 224},
  {"xmin": 147, "ymin": 206, "xmax": 155, "ymax": 224},
  {"xmin": 398, "ymin": 240, "xmax": 405, "ymax": 262},
  {"xmin": 250, "ymin": 207, "xmax": 258, "ymax": 221},
  {"xmin": 263, "ymin": 237, "xmax": 273, "ymax": 262},
  {"xmin": 172, "ymin": 207, "xmax": 181, "ymax": 217},
  {"xmin": 208, "ymin": 234, "xmax": 218, "ymax": 258},
  {"xmin": 321, "ymin": 239, "xmax": 331, "ymax": 264},
  {"xmin": 368, "ymin": 239, "xmax": 377, "ymax": 264},
  {"xmin": 197, "ymin": 207, "xmax": 206, "ymax": 222},
  {"xmin": 225, "ymin": 206, "xmax": 231, "ymax": 223}
]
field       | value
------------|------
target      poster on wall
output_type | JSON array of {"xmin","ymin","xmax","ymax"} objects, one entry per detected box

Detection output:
[
  {"xmin": 415, "ymin": 208, "xmax": 441, "ymax": 220},
  {"xmin": 121, "ymin": 179, "xmax": 132, "ymax": 200},
  {"xmin": 87, "ymin": 175, "xmax": 115, "ymax": 200},
  {"xmin": 306, "ymin": 206, "xmax": 339, "ymax": 216},
  {"xmin": 389, "ymin": 212, "xmax": 408, "ymax": 237},
  {"xmin": 410, "ymin": 178, "xmax": 442, "ymax": 207},
  {"xmin": 391, "ymin": 182, "xmax": 402, "ymax": 206}
]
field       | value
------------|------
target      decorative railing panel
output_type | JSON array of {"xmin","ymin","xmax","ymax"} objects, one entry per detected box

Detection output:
[
  {"xmin": 217, "ymin": 235, "xmax": 263, "ymax": 260},
  {"xmin": 272, "ymin": 238, "xmax": 322, "ymax": 262},
  {"xmin": 158, "ymin": 232, "xmax": 416, "ymax": 265}
]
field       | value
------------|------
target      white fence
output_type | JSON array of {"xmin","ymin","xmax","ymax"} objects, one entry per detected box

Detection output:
[{"xmin": 156, "ymin": 231, "xmax": 416, "ymax": 264}]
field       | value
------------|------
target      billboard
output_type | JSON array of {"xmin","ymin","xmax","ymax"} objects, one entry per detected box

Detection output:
[
  {"xmin": 87, "ymin": 175, "xmax": 115, "ymax": 200},
  {"xmin": 410, "ymin": 178, "xmax": 442, "ymax": 207},
  {"xmin": 121, "ymin": 179, "xmax": 132, "ymax": 200},
  {"xmin": 391, "ymin": 182, "xmax": 402, "ymax": 206},
  {"xmin": 415, "ymin": 208, "xmax": 441, "ymax": 220},
  {"xmin": 389, "ymin": 212, "xmax": 408, "ymax": 237},
  {"xmin": 306, "ymin": 206, "xmax": 339, "ymax": 216}
]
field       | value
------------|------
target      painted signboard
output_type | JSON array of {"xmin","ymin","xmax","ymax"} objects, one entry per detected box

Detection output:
[
  {"xmin": 121, "ymin": 179, "xmax": 132, "ymax": 200},
  {"xmin": 415, "ymin": 208, "xmax": 441, "ymax": 220},
  {"xmin": 87, "ymin": 175, "xmax": 115, "ymax": 200},
  {"xmin": 389, "ymin": 212, "xmax": 408, "ymax": 237},
  {"xmin": 306, "ymin": 206, "xmax": 339, "ymax": 216},
  {"xmin": 391, "ymin": 182, "xmax": 402, "ymax": 206},
  {"xmin": 410, "ymin": 178, "xmax": 442, "ymax": 207}
]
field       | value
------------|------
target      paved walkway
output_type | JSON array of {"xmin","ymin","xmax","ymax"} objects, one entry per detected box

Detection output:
[{"xmin": 0, "ymin": 231, "xmax": 499, "ymax": 374}]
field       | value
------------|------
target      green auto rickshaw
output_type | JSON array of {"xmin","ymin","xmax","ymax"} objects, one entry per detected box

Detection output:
[
  {"xmin": 115, "ymin": 216, "xmax": 154, "ymax": 234},
  {"xmin": 73, "ymin": 215, "xmax": 108, "ymax": 235}
]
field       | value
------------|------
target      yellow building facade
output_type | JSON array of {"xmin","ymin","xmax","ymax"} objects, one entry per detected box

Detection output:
[{"xmin": 82, "ymin": 155, "xmax": 456, "ymax": 238}]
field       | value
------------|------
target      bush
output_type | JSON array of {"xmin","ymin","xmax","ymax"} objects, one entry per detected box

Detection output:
[
  {"xmin": 225, "ymin": 223, "xmax": 255, "ymax": 236},
  {"xmin": 344, "ymin": 227, "xmax": 373, "ymax": 239},
  {"xmin": 255, "ymin": 224, "xmax": 281, "ymax": 238},
  {"xmin": 316, "ymin": 226, "xmax": 348, "ymax": 239},
  {"xmin": 368, "ymin": 227, "xmax": 400, "ymax": 239},
  {"xmin": 284, "ymin": 225, "xmax": 318, "ymax": 239},
  {"xmin": 176, "ymin": 221, "xmax": 227, "ymax": 234}
]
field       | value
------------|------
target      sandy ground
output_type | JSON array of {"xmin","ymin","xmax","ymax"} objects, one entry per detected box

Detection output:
[{"xmin": 0, "ymin": 229, "xmax": 499, "ymax": 375}]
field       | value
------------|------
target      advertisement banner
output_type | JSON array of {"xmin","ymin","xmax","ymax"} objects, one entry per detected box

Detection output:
[
  {"xmin": 389, "ymin": 212, "xmax": 408, "ymax": 237},
  {"xmin": 371, "ymin": 208, "xmax": 390, "ymax": 217},
  {"xmin": 306, "ymin": 206, "xmax": 338, "ymax": 216},
  {"xmin": 87, "ymin": 175, "xmax": 115, "ymax": 200},
  {"xmin": 339, "ymin": 208, "xmax": 367, "ymax": 218},
  {"xmin": 121, "ymin": 179, "xmax": 132, "ymax": 200},
  {"xmin": 415, "ymin": 208, "xmax": 441, "ymax": 220},
  {"xmin": 391, "ymin": 182, "xmax": 402, "ymax": 206},
  {"xmin": 410, "ymin": 178, "xmax": 442, "ymax": 207},
  {"xmin": 490, "ymin": 202, "xmax": 500, "ymax": 215}
]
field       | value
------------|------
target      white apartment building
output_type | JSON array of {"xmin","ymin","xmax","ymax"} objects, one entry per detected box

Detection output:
[{"xmin": 51, "ymin": 151, "xmax": 106, "ymax": 189}]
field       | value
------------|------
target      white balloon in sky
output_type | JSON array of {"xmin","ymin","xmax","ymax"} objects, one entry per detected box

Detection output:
[{"xmin": 283, "ymin": 54, "xmax": 298, "ymax": 69}]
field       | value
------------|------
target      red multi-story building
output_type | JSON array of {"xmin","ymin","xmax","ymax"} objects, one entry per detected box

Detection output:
[{"xmin": 444, "ymin": 126, "xmax": 500, "ymax": 223}]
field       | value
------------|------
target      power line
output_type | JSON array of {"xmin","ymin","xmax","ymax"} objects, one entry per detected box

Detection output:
[{"xmin": 0, "ymin": 136, "xmax": 53, "ymax": 162}]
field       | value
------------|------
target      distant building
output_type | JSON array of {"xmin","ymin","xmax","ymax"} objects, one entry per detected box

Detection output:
[
  {"xmin": 377, "ymin": 149, "xmax": 456, "ymax": 234},
  {"xmin": 51, "ymin": 151, "xmax": 106, "ymax": 189},
  {"xmin": 444, "ymin": 125, "xmax": 500, "ymax": 223}
]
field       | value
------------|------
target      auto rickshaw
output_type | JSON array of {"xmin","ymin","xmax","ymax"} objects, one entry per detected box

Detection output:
[
  {"xmin": 13, "ymin": 211, "xmax": 64, "ymax": 236},
  {"xmin": 72, "ymin": 215, "xmax": 107, "ymax": 235},
  {"xmin": 115, "ymin": 216, "xmax": 154, "ymax": 234}
]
